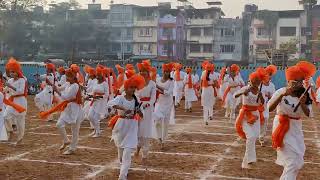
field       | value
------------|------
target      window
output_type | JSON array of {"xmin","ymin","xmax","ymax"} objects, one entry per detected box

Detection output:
[
  {"xmin": 139, "ymin": 44, "xmax": 151, "ymax": 52},
  {"xmin": 280, "ymin": 27, "xmax": 296, "ymax": 36},
  {"xmin": 190, "ymin": 44, "xmax": 201, "ymax": 53},
  {"xmin": 126, "ymin": 29, "xmax": 132, "ymax": 38},
  {"xmin": 204, "ymin": 27, "xmax": 213, "ymax": 36},
  {"xmin": 146, "ymin": 28, "xmax": 151, "ymax": 36},
  {"xmin": 139, "ymin": 28, "xmax": 152, "ymax": 37},
  {"xmin": 163, "ymin": 28, "xmax": 173, "ymax": 37},
  {"xmin": 126, "ymin": 44, "xmax": 132, "ymax": 52},
  {"xmin": 190, "ymin": 28, "xmax": 201, "ymax": 36},
  {"xmin": 221, "ymin": 28, "xmax": 235, "ymax": 37},
  {"xmin": 203, "ymin": 44, "xmax": 212, "ymax": 53},
  {"xmin": 112, "ymin": 43, "xmax": 121, "ymax": 51},
  {"xmin": 220, "ymin": 44, "xmax": 235, "ymax": 53},
  {"xmin": 257, "ymin": 27, "xmax": 269, "ymax": 37},
  {"xmin": 139, "ymin": 29, "xmax": 144, "ymax": 36}
]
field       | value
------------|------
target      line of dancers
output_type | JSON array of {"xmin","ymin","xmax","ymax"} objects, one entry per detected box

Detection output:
[{"xmin": 0, "ymin": 57, "xmax": 318, "ymax": 180}]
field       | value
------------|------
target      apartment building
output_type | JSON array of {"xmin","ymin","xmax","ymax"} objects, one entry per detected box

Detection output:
[
  {"xmin": 132, "ymin": 6, "xmax": 158, "ymax": 60},
  {"xmin": 213, "ymin": 18, "xmax": 243, "ymax": 63},
  {"xmin": 185, "ymin": 8, "xmax": 221, "ymax": 60},
  {"xmin": 311, "ymin": 5, "xmax": 320, "ymax": 62}
]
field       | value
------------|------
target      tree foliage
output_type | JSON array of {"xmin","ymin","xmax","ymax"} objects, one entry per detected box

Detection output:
[{"xmin": 280, "ymin": 38, "xmax": 299, "ymax": 54}]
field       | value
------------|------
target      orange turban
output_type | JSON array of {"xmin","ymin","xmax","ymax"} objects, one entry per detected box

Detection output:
[
  {"xmin": 249, "ymin": 67, "xmax": 268, "ymax": 82},
  {"xmin": 46, "ymin": 63, "xmax": 56, "ymax": 72},
  {"xmin": 70, "ymin": 64, "xmax": 80, "ymax": 73},
  {"xmin": 6, "ymin": 57, "xmax": 23, "ymax": 78},
  {"xmin": 96, "ymin": 66, "xmax": 105, "ymax": 76},
  {"xmin": 201, "ymin": 60, "xmax": 210, "ymax": 69},
  {"xmin": 84, "ymin": 65, "xmax": 95, "ymax": 76},
  {"xmin": 126, "ymin": 70, "xmax": 136, "ymax": 79},
  {"xmin": 126, "ymin": 64, "xmax": 135, "ymax": 71},
  {"xmin": 285, "ymin": 66, "xmax": 305, "ymax": 81},
  {"xmin": 230, "ymin": 64, "xmax": 240, "ymax": 73},
  {"xmin": 137, "ymin": 60, "xmax": 152, "ymax": 72},
  {"xmin": 58, "ymin": 67, "xmax": 65, "ymax": 74},
  {"xmin": 205, "ymin": 63, "xmax": 214, "ymax": 71},
  {"xmin": 162, "ymin": 63, "xmax": 174, "ymax": 72},
  {"xmin": 174, "ymin": 63, "xmax": 183, "ymax": 70},
  {"xmin": 124, "ymin": 74, "xmax": 145, "ymax": 90},
  {"xmin": 265, "ymin": 65, "xmax": 277, "ymax": 76},
  {"xmin": 296, "ymin": 61, "xmax": 316, "ymax": 79},
  {"xmin": 116, "ymin": 64, "xmax": 125, "ymax": 74},
  {"xmin": 65, "ymin": 68, "xmax": 76, "ymax": 78}
]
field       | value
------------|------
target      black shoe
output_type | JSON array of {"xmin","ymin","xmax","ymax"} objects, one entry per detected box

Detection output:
[{"xmin": 206, "ymin": 122, "xmax": 209, "ymax": 125}]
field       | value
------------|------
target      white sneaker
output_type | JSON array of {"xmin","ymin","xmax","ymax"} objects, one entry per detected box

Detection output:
[{"xmin": 63, "ymin": 149, "xmax": 75, "ymax": 155}]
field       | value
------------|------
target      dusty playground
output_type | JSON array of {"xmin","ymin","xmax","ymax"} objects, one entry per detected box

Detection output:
[{"xmin": 0, "ymin": 97, "xmax": 320, "ymax": 180}]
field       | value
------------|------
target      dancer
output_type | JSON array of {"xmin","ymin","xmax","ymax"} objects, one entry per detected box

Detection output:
[
  {"xmin": 87, "ymin": 66, "xmax": 109, "ymax": 138},
  {"xmin": 83, "ymin": 65, "xmax": 97, "ymax": 121},
  {"xmin": 115, "ymin": 64, "xmax": 126, "ymax": 95},
  {"xmin": 259, "ymin": 65, "xmax": 277, "ymax": 145},
  {"xmin": 0, "ymin": 90, "xmax": 7, "ymax": 141},
  {"xmin": 234, "ymin": 68, "xmax": 266, "ymax": 169},
  {"xmin": 40, "ymin": 68, "xmax": 84, "ymax": 155},
  {"xmin": 201, "ymin": 63, "xmax": 218, "ymax": 125},
  {"xmin": 57, "ymin": 67, "xmax": 66, "ymax": 87},
  {"xmin": 154, "ymin": 63, "xmax": 174, "ymax": 148},
  {"xmin": 268, "ymin": 62, "xmax": 315, "ymax": 180},
  {"xmin": 34, "ymin": 63, "xmax": 56, "ymax": 121},
  {"xmin": 108, "ymin": 75, "xmax": 144, "ymax": 180},
  {"xmin": 223, "ymin": 64, "xmax": 242, "ymax": 120},
  {"xmin": 183, "ymin": 67, "xmax": 198, "ymax": 112},
  {"xmin": 4, "ymin": 58, "xmax": 28, "ymax": 144},
  {"xmin": 173, "ymin": 63, "xmax": 185, "ymax": 107},
  {"xmin": 134, "ymin": 60, "xmax": 156, "ymax": 163}
]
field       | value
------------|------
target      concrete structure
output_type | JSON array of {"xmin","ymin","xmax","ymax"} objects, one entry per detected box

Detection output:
[
  {"xmin": 157, "ymin": 8, "xmax": 185, "ymax": 61},
  {"xmin": 311, "ymin": 5, "xmax": 320, "ymax": 62},
  {"xmin": 213, "ymin": 18, "xmax": 243, "ymax": 63},
  {"xmin": 185, "ymin": 8, "xmax": 221, "ymax": 60},
  {"xmin": 132, "ymin": 6, "xmax": 158, "ymax": 60}
]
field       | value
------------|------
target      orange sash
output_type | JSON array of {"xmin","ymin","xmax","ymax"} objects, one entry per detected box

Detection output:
[
  {"xmin": 39, "ymin": 87, "xmax": 82, "ymax": 120},
  {"xmin": 187, "ymin": 74, "xmax": 192, "ymax": 88},
  {"xmin": 108, "ymin": 114, "xmax": 140, "ymax": 129},
  {"xmin": 272, "ymin": 115, "xmax": 300, "ymax": 149},
  {"xmin": 175, "ymin": 70, "xmax": 181, "ymax": 81},
  {"xmin": 235, "ymin": 105, "xmax": 264, "ymax": 139},
  {"xmin": 201, "ymin": 71, "xmax": 209, "ymax": 88}
]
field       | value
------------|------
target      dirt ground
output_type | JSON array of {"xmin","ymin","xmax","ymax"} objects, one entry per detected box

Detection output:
[{"xmin": 1, "ymin": 96, "xmax": 320, "ymax": 180}]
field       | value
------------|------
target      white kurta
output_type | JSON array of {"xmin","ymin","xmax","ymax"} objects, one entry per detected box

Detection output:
[
  {"xmin": 35, "ymin": 73, "xmax": 55, "ymax": 110},
  {"xmin": 268, "ymin": 88, "xmax": 307, "ymax": 179},
  {"xmin": 154, "ymin": 79, "xmax": 174, "ymax": 123},
  {"xmin": 83, "ymin": 78, "xmax": 98, "ymax": 118},
  {"xmin": 201, "ymin": 71, "xmax": 218, "ymax": 107},
  {"xmin": 172, "ymin": 71, "xmax": 186, "ymax": 104},
  {"xmin": 260, "ymin": 82, "xmax": 276, "ymax": 138},
  {"xmin": 224, "ymin": 75, "xmax": 242, "ymax": 109},
  {"xmin": 183, "ymin": 74, "xmax": 198, "ymax": 102},
  {"xmin": 58, "ymin": 83, "xmax": 84, "ymax": 124},
  {"xmin": 5, "ymin": 78, "xmax": 27, "ymax": 117},
  {"xmin": 136, "ymin": 81, "xmax": 156, "ymax": 138},
  {"xmin": 109, "ymin": 95, "xmax": 140, "ymax": 149},
  {"xmin": 0, "ymin": 92, "xmax": 7, "ymax": 141},
  {"xmin": 234, "ymin": 86, "xmax": 262, "ymax": 168},
  {"xmin": 88, "ymin": 81, "xmax": 109, "ymax": 118}
]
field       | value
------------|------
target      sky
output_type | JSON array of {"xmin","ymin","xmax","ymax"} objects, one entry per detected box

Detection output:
[{"xmin": 55, "ymin": 0, "xmax": 320, "ymax": 18}]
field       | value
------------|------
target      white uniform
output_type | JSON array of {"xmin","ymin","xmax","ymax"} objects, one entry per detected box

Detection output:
[
  {"xmin": 83, "ymin": 78, "xmax": 98, "ymax": 120},
  {"xmin": 0, "ymin": 92, "xmax": 7, "ymax": 141},
  {"xmin": 234, "ymin": 86, "xmax": 262, "ymax": 168},
  {"xmin": 201, "ymin": 71, "xmax": 219, "ymax": 123},
  {"xmin": 172, "ymin": 71, "xmax": 186, "ymax": 106},
  {"xmin": 56, "ymin": 83, "xmax": 84, "ymax": 152},
  {"xmin": 4, "ymin": 77, "xmax": 27, "ymax": 142},
  {"xmin": 88, "ymin": 81, "xmax": 109, "ymax": 136},
  {"xmin": 259, "ymin": 82, "xmax": 276, "ymax": 140},
  {"xmin": 224, "ymin": 75, "xmax": 243, "ymax": 119},
  {"xmin": 136, "ymin": 80, "xmax": 157, "ymax": 158},
  {"xmin": 268, "ymin": 88, "xmax": 308, "ymax": 180},
  {"xmin": 34, "ymin": 73, "xmax": 55, "ymax": 115},
  {"xmin": 153, "ymin": 79, "xmax": 174, "ymax": 141},
  {"xmin": 183, "ymin": 74, "xmax": 198, "ymax": 110},
  {"xmin": 108, "ymin": 95, "xmax": 140, "ymax": 180}
]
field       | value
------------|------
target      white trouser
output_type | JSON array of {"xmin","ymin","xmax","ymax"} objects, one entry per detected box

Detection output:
[
  {"xmin": 242, "ymin": 137, "xmax": 257, "ymax": 168},
  {"xmin": 5, "ymin": 114, "xmax": 25, "ymax": 141},
  {"xmin": 88, "ymin": 110, "xmax": 101, "ymax": 134},
  {"xmin": 175, "ymin": 93, "xmax": 182, "ymax": 106},
  {"xmin": 277, "ymin": 148, "xmax": 304, "ymax": 180},
  {"xmin": 56, "ymin": 119, "xmax": 81, "ymax": 151},
  {"xmin": 203, "ymin": 106, "xmax": 213, "ymax": 123},
  {"xmin": 259, "ymin": 110, "xmax": 269, "ymax": 139},
  {"xmin": 155, "ymin": 119, "xmax": 169, "ymax": 141},
  {"xmin": 185, "ymin": 101, "xmax": 192, "ymax": 110},
  {"xmin": 138, "ymin": 137, "xmax": 150, "ymax": 158},
  {"xmin": 118, "ymin": 148, "xmax": 134, "ymax": 180}
]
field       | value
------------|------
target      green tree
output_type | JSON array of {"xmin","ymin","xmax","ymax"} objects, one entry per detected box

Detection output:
[{"xmin": 280, "ymin": 38, "xmax": 299, "ymax": 54}]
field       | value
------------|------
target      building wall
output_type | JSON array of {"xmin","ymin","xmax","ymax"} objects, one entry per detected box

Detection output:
[{"xmin": 213, "ymin": 19, "xmax": 243, "ymax": 62}]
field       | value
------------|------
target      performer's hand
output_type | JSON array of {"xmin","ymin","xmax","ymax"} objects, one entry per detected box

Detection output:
[
  {"xmin": 283, "ymin": 87, "xmax": 293, "ymax": 96},
  {"xmin": 300, "ymin": 94, "xmax": 307, "ymax": 104},
  {"xmin": 243, "ymin": 88, "xmax": 250, "ymax": 96}
]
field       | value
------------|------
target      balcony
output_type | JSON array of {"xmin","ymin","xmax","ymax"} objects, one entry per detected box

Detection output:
[
  {"xmin": 134, "ymin": 16, "xmax": 157, "ymax": 27},
  {"xmin": 186, "ymin": 18, "xmax": 214, "ymax": 26},
  {"xmin": 188, "ymin": 36, "xmax": 213, "ymax": 44}
]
